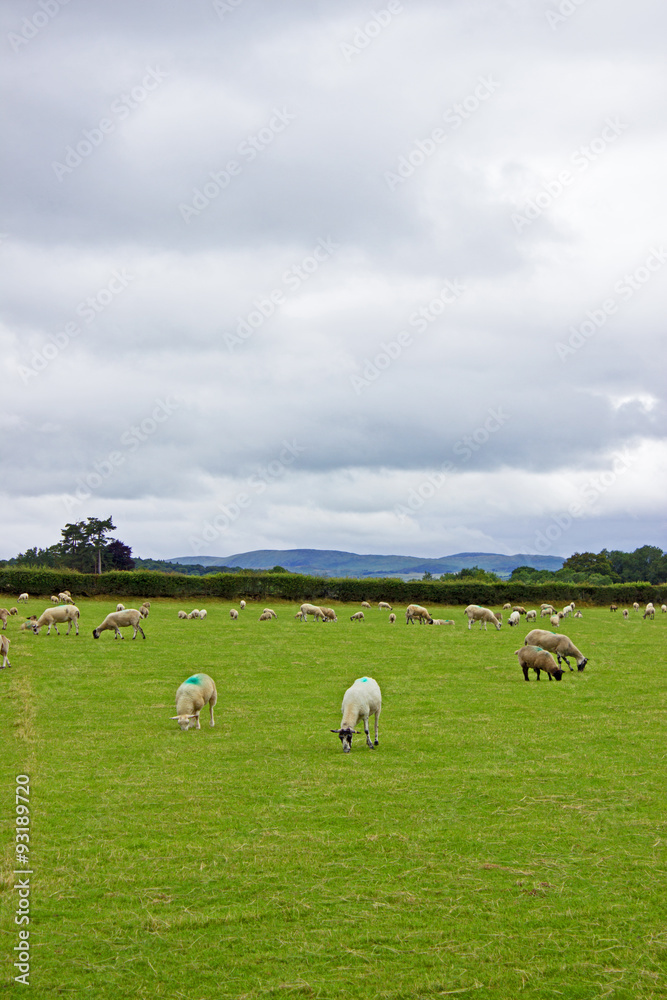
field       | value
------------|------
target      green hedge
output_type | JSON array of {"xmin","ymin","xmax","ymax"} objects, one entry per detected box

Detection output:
[{"xmin": 0, "ymin": 567, "xmax": 664, "ymax": 606}]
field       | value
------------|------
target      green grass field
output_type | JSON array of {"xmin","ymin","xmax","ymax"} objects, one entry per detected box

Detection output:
[{"xmin": 3, "ymin": 598, "xmax": 666, "ymax": 998}]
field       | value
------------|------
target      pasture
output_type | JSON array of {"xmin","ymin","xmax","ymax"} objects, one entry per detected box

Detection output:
[{"xmin": 2, "ymin": 598, "xmax": 666, "ymax": 998}]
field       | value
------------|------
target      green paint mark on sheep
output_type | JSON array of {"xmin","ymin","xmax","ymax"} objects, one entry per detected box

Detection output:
[
  {"xmin": 185, "ymin": 676, "xmax": 201, "ymax": 685},
  {"xmin": 361, "ymin": 677, "xmax": 368, "ymax": 682}
]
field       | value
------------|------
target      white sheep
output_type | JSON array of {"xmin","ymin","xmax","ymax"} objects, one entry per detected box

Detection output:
[
  {"xmin": 262, "ymin": 608, "xmax": 278, "ymax": 619},
  {"xmin": 524, "ymin": 629, "xmax": 588, "ymax": 672},
  {"xmin": 18, "ymin": 593, "xmax": 29, "ymax": 603},
  {"xmin": 0, "ymin": 635, "xmax": 11, "ymax": 668},
  {"xmin": 116, "ymin": 603, "xmax": 125, "ymax": 612},
  {"xmin": 298, "ymin": 603, "xmax": 327, "ymax": 622},
  {"xmin": 508, "ymin": 611, "xmax": 521, "ymax": 627},
  {"xmin": 622, "ymin": 609, "xmax": 629, "ymax": 618},
  {"xmin": 525, "ymin": 610, "xmax": 537, "ymax": 622},
  {"xmin": 349, "ymin": 611, "xmax": 365, "ymax": 622},
  {"xmin": 188, "ymin": 609, "xmax": 201, "ymax": 619},
  {"xmin": 503, "ymin": 602, "xmax": 511, "ymax": 610},
  {"xmin": 320, "ymin": 607, "xmax": 337, "ymax": 622},
  {"xmin": 0, "ymin": 609, "xmax": 9, "ymax": 630},
  {"xmin": 58, "ymin": 592, "xmax": 74, "ymax": 604},
  {"xmin": 258, "ymin": 611, "xmax": 275, "ymax": 621},
  {"xmin": 50, "ymin": 595, "xmax": 59, "ymax": 604},
  {"xmin": 239, "ymin": 600, "xmax": 246, "ymax": 610},
  {"xmin": 378, "ymin": 602, "xmax": 392, "ymax": 610},
  {"xmin": 549, "ymin": 614, "xmax": 561, "ymax": 627},
  {"xmin": 633, "ymin": 602, "xmax": 640, "ymax": 611},
  {"xmin": 463, "ymin": 605, "xmax": 501, "ymax": 631},
  {"xmin": 178, "ymin": 610, "xmax": 188, "ymax": 619},
  {"xmin": 573, "ymin": 611, "xmax": 583, "ymax": 619},
  {"xmin": 643, "ymin": 606, "xmax": 655, "ymax": 620},
  {"xmin": 661, "ymin": 605, "xmax": 667, "ymax": 613},
  {"xmin": 331, "ymin": 676, "xmax": 381, "ymax": 752},
  {"xmin": 198, "ymin": 609, "xmax": 207, "ymax": 620},
  {"xmin": 361, "ymin": 601, "xmax": 372, "ymax": 609},
  {"xmin": 31, "ymin": 605, "xmax": 80, "ymax": 636},
  {"xmin": 432, "ymin": 618, "xmax": 455, "ymax": 625},
  {"xmin": 515, "ymin": 645, "xmax": 564, "ymax": 682},
  {"xmin": 406, "ymin": 604, "xmax": 434, "ymax": 625},
  {"xmin": 9, "ymin": 608, "xmax": 18, "ymax": 616},
  {"xmin": 561, "ymin": 604, "xmax": 574, "ymax": 617},
  {"xmin": 92, "ymin": 610, "xmax": 146, "ymax": 640},
  {"xmin": 139, "ymin": 604, "xmax": 150, "ymax": 618},
  {"xmin": 229, "ymin": 608, "xmax": 239, "ymax": 620},
  {"xmin": 171, "ymin": 673, "xmax": 217, "ymax": 731},
  {"xmin": 388, "ymin": 613, "xmax": 396, "ymax": 623},
  {"xmin": 540, "ymin": 605, "xmax": 555, "ymax": 617}
]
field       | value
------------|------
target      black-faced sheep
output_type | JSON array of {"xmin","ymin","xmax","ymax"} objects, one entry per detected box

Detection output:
[
  {"xmin": 524, "ymin": 629, "xmax": 588, "ymax": 672},
  {"xmin": 406, "ymin": 604, "xmax": 434, "ymax": 625},
  {"xmin": 331, "ymin": 676, "xmax": 381, "ymax": 752},
  {"xmin": 516, "ymin": 645, "xmax": 564, "ymax": 681}
]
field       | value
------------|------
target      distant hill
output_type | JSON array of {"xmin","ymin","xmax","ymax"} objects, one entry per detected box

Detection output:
[{"xmin": 167, "ymin": 549, "xmax": 564, "ymax": 579}]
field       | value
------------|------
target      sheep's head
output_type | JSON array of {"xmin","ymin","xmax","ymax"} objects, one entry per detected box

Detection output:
[
  {"xmin": 577, "ymin": 658, "xmax": 588, "ymax": 672},
  {"xmin": 331, "ymin": 727, "xmax": 359, "ymax": 752},
  {"xmin": 553, "ymin": 668, "xmax": 564, "ymax": 681},
  {"xmin": 92, "ymin": 628, "xmax": 100, "ymax": 639},
  {"xmin": 172, "ymin": 714, "xmax": 197, "ymax": 731}
]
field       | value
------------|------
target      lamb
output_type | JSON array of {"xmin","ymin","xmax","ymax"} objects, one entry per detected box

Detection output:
[
  {"xmin": 573, "ymin": 611, "xmax": 583, "ymax": 618},
  {"xmin": 258, "ymin": 611, "xmax": 274, "ymax": 621},
  {"xmin": 171, "ymin": 673, "xmax": 217, "ymax": 731},
  {"xmin": 18, "ymin": 593, "xmax": 29, "ymax": 603},
  {"xmin": 524, "ymin": 629, "xmax": 588, "ymax": 672},
  {"xmin": 178, "ymin": 610, "xmax": 188, "ymax": 619},
  {"xmin": 432, "ymin": 618, "xmax": 455, "ymax": 625},
  {"xmin": 239, "ymin": 600, "xmax": 246, "ymax": 610},
  {"xmin": 463, "ymin": 605, "xmax": 501, "ymax": 631},
  {"xmin": 406, "ymin": 604, "xmax": 434, "ymax": 625},
  {"xmin": 549, "ymin": 614, "xmax": 561, "ymax": 627},
  {"xmin": 9, "ymin": 608, "xmax": 17, "ymax": 615},
  {"xmin": 320, "ymin": 607, "xmax": 337, "ymax": 622},
  {"xmin": 229, "ymin": 609, "xmax": 238, "ymax": 620},
  {"xmin": 0, "ymin": 635, "xmax": 10, "ymax": 668},
  {"xmin": 378, "ymin": 602, "xmax": 392, "ymax": 610},
  {"xmin": 298, "ymin": 603, "xmax": 327, "ymax": 622},
  {"xmin": 331, "ymin": 676, "xmax": 381, "ymax": 752},
  {"xmin": 116, "ymin": 603, "xmax": 125, "ymax": 611},
  {"xmin": 495, "ymin": 612, "xmax": 502, "ymax": 622},
  {"xmin": 525, "ymin": 610, "xmax": 537, "ymax": 622},
  {"xmin": 361, "ymin": 601, "xmax": 372, "ymax": 609},
  {"xmin": 515, "ymin": 645, "xmax": 564, "ymax": 682},
  {"xmin": 388, "ymin": 613, "xmax": 396, "ymax": 623},
  {"xmin": 350, "ymin": 611, "xmax": 365, "ymax": 621},
  {"xmin": 508, "ymin": 611, "xmax": 521, "ymax": 627},
  {"xmin": 262, "ymin": 608, "xmax": 278, "ymax": 619},
  {"xmin": 139, "ymin": 603, "xmax": 150, "ymax": 618},
  {"xmin": 31, "ymin": 605, "xmax": 80, "ymax": 636},
  {"xmin": 92, "ymin": 610, "xmax": 146, "ymax": 640}
]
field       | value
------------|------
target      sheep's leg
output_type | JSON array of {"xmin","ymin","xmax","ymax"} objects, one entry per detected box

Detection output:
[
  {"xmin": 209, "ymin": 693, "xmax": 216, "ymax": 727},
  {"xmin": 373, "ymin": 708, "xmax": 380, "ymax": 746},
  {"xmin": 535, "ymin": 668, "xmax": 540, "ymax": 680},
  {"xmin": 467, "ymin": 618, "xmax": 472, "ymax": 629},
  {"xmin": 522, "ymin": 665, "xmax": 529, "ymax": 681},
  {"xmin": 561, "ymin": 655, "xmax": 573, "ymax": 671},
  {"xmin": 66, "ymin": 621, "xmax": 72, "ymax": 636},
  {"xmin": 115, "ymin": 627, "xmax": 123, "ymax": 639},
  {"xmin": 194, "ymin": 711, "xmax": 201, "ymax": 730},
  {"xmin": 363, "ymin": 715, "xmax": 374, "ymax": 749}
]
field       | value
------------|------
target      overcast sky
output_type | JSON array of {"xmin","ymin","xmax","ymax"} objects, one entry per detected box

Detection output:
[{"xmin": 1, "ymin": 0, "xmax": 665, "ymax": 562}]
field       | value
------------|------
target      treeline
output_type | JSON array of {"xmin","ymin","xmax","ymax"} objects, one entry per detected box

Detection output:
[
  {"xmin": 0, "ymin": 567, "xmax": 663, "ymax": 606},
  {"xmin": 510, "ymin": 546, "xmax": 667, "ymax": 585}
]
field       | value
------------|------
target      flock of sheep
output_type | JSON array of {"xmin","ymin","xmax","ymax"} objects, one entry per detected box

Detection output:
[{"xmin": 2, "ymin": 591, "xmax": 662, "ymax": 750}]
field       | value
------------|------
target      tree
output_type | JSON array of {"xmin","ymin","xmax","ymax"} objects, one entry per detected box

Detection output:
[
  {"xmin": 104, "ymin": 540, "xmax": 135, "ymax": 571},
  {"xmin": 83, "ymin": 517, "xmax": 116, "ymax": 574}
]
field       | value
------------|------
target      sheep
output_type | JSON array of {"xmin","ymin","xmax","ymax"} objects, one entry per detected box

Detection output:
[
  {"xmin": 573, "ymin": 611, "xmax": 583, "ymax": 619},
  {"xmin": 662, "ymin": 605, "xmax": 667, "ymax": 613},
  {"xmin": 331, "ymin": 676, "xmax": 381, "ymax": 752},
  {"xmin": 432, "ymin": 618, "xmax": 455, "ymax": 625},
  {"xmin": 171, "ymin": 673, "xmax": 217, "ymax": 731},
  {"xmin": 540, "ymin": 605, "xmax": 555, "ymax": 617},
  {"xmin": 0, "ymin": 635, "xmax": 10, "ymax": 668},
  {"xmin": 258, "ymin": 612, "xmax": 274, "ymax": 621},
  {"xmin": 188, "ymin": 609, "xmax": 201, "ymax": 619},
  {"xmin": 350, "ymin": 611, "xmax": 365, "ymax": 622},
  {"xmin": 508, "ymin": 611, "xmax": 521, "ymax": 627},
  {"xmin": 58, "ymin": 592, "xmax": 74, "ymax": 604},
  {"xmin": 262, "ymin": 608, "xmax": 278, "ymax": 619},
  {"xmin": 0, "ymin": 609, "xmax": 8, "ymax": 630},
  {"xmin": 503, "ymin": 603, "xmax": 511, "ymax": 610},
  {"xmin": 524, "ymin": 629, "xmax": 588, "ymax": 672},
  {"xmin": 515, "ymin": 645, "xmax": 564, "ymax": 682},
  {"xmin": 610, "ymin": 604, "xmax": 618, "ymax": 612},
  {"xmin": 525, "ymin": 610, "xmax": 537, "ymax": 622},
  {"xmin": 178, "ymin": 610, "xmax": 188, "ymax": 619},
  {"xmin": 512, "ymin": 606, "xmax": 527, "ymax": 615},
  {"xmin": 18, "ymin": 593, "xmax": 29, "ymax": 603},
  {"xmin": 31, "ymin": 605, "xmax": 80, "ymax": 636},
  {"xmin": 633, "ymin": 602, "xmax": 639, "ymax": 611},
  {"xmin": 298, "ymin": 603, "xmax": 327, "ymax": 622},
  {"xmin": 198, "ymin": 609, "xmax": 207, "ymax": 620},
  {"xmin": 378, "ymin": 602, "xmax": 392, "ymax": 610},
  {"xmin": 388, "ymin": 613, "xmax": 396, "ymax": 623},
  {"xmin": 139, "ymin": 604, "xmax": 150, "ymax": 618},
  {"xmin": 561, "ymin": 604, "xmax": 574, "ymax": 617},
  {"xmin": 622, "ymin": 609, "xmax": 629, "ymax": 618},
  {"xmin": 643, "ymin": 607, "xmax": 655, "ymax": 620},
  {"xmin": 116, "ymin": 603, "xmax": 125, "ymax": 612},
  {"xmin": 463, "ymin": 605, "xmax": 501, "ymax": 631},
  {"xmin": 9, "ymin": 608, "xmax": 18, "ymax": 616},
  {"xmin": 229, "ymin": 609, "xmax": 238, "ymax": 620},
  {"xmin": 320, "ymin": 607, "xmax": 337, "ymax": 622},
  {"xmin": 239, "ymin": 600, "xmax": 246, "ymax": 610},
  {"xmin": 361, "ymin": 601, "xmax": 372, "ymax": 609},
  {"xmin": 92, "ymin": 610, "xmax": 146, "ymax": 640},
  {"xmin": 50, "ymin": 595, "xmax": 59, "ymax": 604},
  {"xmin": 142, "ymin": 601, "xmax": 151, "ymax": 608},
  {"xmin": 549, "ymin": 614, "xmax": 561, "ymax": 628},
  {"xmin": 406, "ymin": 604, "xmax": 434, "ymax": 625}
]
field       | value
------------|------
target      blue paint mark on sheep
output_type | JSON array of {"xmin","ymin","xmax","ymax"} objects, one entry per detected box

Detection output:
[
  {"xmin": 185, "ymin": 676, "xmax": 201, "ymax": 685},
  {"xmin": 361, "ymin": 677, "xmax": 368, "ymax": 682}
]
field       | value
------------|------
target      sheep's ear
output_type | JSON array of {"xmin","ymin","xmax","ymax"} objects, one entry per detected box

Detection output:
[
  {"xmin": 169, "ymin": 716, "xmax": 180, "ymax": 720},
  {"xmin": 330, "ymin": 729, "xmax": 341, "ymax": 733}
]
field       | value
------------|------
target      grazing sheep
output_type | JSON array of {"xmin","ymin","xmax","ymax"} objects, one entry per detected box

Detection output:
[
  {"xmin": 350, "ymin": 611, "xmax": 365, "ymax": 622},
  {"xmin": 524, "ymin": 629, "xmax": 588, "ymax": 672},
  {"xmin": 512, "ymin": 606, "xmax": 527, "ymax": 615},
  {"xmin": 561, "ymin": 604, "xmax": 574, "ymax": 617},
  {"xmin": 0, "ymin": 609, "xmax": 8, "ymax": 630},
  {"xmin": 550, "ymin": 614, "xmax": 561, "ymax": 627},
  {"xmin": 432, "ymin": 618, "xmax": 455, "ymax": 625},
  {"xmin": 320, "ymin": 607, "xmax": 337, "ymax": 622},
  {"xmin": 262, "ymin": 608, "xmax": 278, "ymax": 619},
  {"xmin": 515, "ymin": 645, "xmax": 564, "ymax": 682},
  {"xmin": 116, "ymin": 603, "xmax": 125, "ymax": 612},
  {"xmin": 139, "ymin": 604, "xmax": 150, "ymax": 618},
  {"xmin": 198, "ymin": 609, "xmax": 207, "ymax": 620},
  {"xmin": 388, "ymin": 613, "xmax": 396, "ymax": 624},
  {"xmin": 239, "ymin": 600, "xmax": 246, "ymax": 610},
  {"xmin": 229, "ymin": 609, "xmax": 238, "ymax": 620},
  {"xmin": 258, "ymin": 611, "xmax": 274, "ymax": 621},
  {"xmin": 58, "ymin": 592, "xmax": 74, "ymax": 604},
  {"xmin": 540, "ymin": 605, "xmax": 555, "ymax": 617},
  {"xmin": 525, "ymin": 610, "xmax": 537, "ymax": 622},
  {"xmin": 378, "ymin": 602, "xmax": 392, "ymax": 610},
  {"xmin": 331, "ymin": 676, "xmax": 381, "ymax": 752},
  {"xmin": 643, "ymin": 607, "xmax": 655, "ymax": 620},
  {"xmin": 18, "ymin": 593, "xmax": 29, "ymax": 603},
  {"xmin": 142, "ymin": 601, "xmax": 151, "ymax": 608},
  {"xmin": 508, "ymin": 611, "xmax": 521, "ymax": 627},
  {"xmin": 503, "ymin": 603, "xmax": 511, "ymax": 610},
  {"xmin": 610, "ymin": 604, "xmax": 618, "ymax": 612},
  {"xmin": 633, "ymin": 602, "xmax": 640, "ymax": 611},
  {"xmin": 0, "ymin": 635, "xmax": 11, "ymax": 668},
  {"xmin": 298, "ymin": 603, "xmax": 327, "ymax": 622},
  {"xmin": 171, "ymin": 673, "xmax": 217, "ymax": 731},
  {"xmin": 92, "ymin": 610, "xmax": 146, "ymax": 640},
  {"xmin": 178, "ymin": 610, "xmax": 188, "ymax": 619},
  {"xmin": 622, "ymin": 609, "xmax": 629, "ymax": 618},
  {"xmin": 406, "ymin": 604, "xmax": 434, "ymax": 625},
  {"xmin": 50, "ymin": 595, "xmax": 59, "ymax": 604},
  {"xmin": 662, "ymin": 605, "xmax": 667, "ymax": 613},
  {"xmin": 9, "ymin": 608, "xmax": 18, "ymax": 616},
  {"xmin": 188, "ymin": 609, "xmax": 201, "ymax": 619},
  {"xmin": 31, "ymin": 605, "xmax": 80, "ymax": 636},
  {"xmin": 463, "ymin": 605, "xmax": 501, "ymax": 631},
  {"xmin": 361, "ymin": 601, "xmax": 372, "ymax": 609}
]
